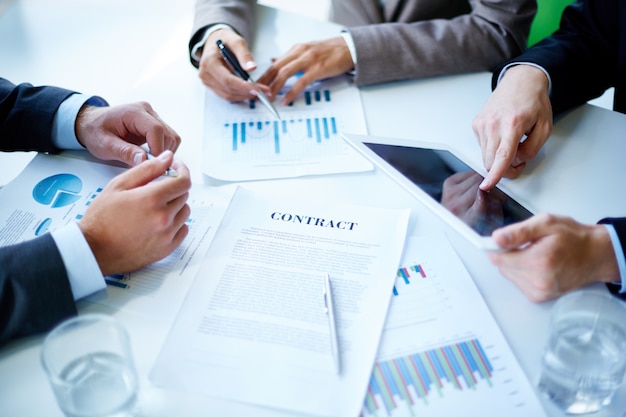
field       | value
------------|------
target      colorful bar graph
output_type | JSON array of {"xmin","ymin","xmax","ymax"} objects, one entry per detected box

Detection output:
[
  {"xmin": 363, "ymin": 339, "xmax": 493, "ymax": 416},
  {"xmin": 393, "ymin": 264, "xmax": 425, "ymax": 296}
]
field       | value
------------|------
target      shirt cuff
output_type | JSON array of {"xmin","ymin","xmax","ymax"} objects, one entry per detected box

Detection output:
[
  {"xmin": 190, "ymin": 23, "xmax": 237, "ymax": 65},
  {"xmin": 497, "ymin": 62, "xmax": 553, "ymax": 97},
  {"xmin": 340, "ymin": 31, "xmax": 357, "ymax": 66},
  {"xmin": 603, "ymin": 224, "xmax": 626, "ymax": 293},
  {"xmin": 52, "ymin": 94, "xmax": 109, "ymax": 150},
  {"xmin": 51, "ymin": 222, "xmax": 106, "ymax": 300}
]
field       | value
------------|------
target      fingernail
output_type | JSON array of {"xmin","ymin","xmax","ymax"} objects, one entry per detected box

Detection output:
[
  {"xmin": 249, "ymin": 89, "xmax": 258, "ymax": 97},
  {"xmin": 244, "ymin": 61, "xmax": 256, "ymax": 70},
  {"xmin": 479, "ymin": 178, "xmax": 490, "ymax": 190},
  {"xmin": 133, "ymin": 153, "xmax": 143, "ymax": 166},
  {"xmin": 158, "ymin": 150, "xmax": 172, "ymax": 161}
]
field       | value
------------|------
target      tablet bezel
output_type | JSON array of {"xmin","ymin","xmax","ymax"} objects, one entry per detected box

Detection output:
[{"xmin": 342, "ymin": 133, "xmax": 534, "ymax": 251}]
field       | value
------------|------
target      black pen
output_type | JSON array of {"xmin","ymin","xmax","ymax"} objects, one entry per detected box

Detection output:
[{"xmin": 216, "ymin": 39, "xmax": 281, "ymax": 121}]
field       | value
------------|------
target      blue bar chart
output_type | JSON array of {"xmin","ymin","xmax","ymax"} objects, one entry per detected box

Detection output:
[{"xmin": 221, "ymin": 113, "xmax": 343, "ymax": 161}]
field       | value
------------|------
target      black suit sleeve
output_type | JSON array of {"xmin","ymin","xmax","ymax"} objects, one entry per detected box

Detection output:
[
  {"xmin": 0, "ymin": 234, "xmax": 77, "ymax": 345},
  {"xmin": 0, "ymin": 77, "xmax": 76, "ymax": 152},
  {"xmin": 492, "ymin": 0, "xmax": 619, "ymax": 115},
  {"xmin": 0, "ymin": 78, "xmax": 80, "ymax": 345},
  {"xmin": 598, "ymin": 218, "xmax": 626, "ymax": 300}
]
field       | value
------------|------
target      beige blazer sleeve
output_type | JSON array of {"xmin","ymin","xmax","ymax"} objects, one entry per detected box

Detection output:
[
  {"xmin": 189, "ymin": 0, "xmax": 257, "ymax": 67},
  {"xmin": 332, "ymin": 0, "xmax": 536, "ymax": 85},
  {"xmin": 190, "ymin": 0, "xmax": 536, "ymax": 85}
]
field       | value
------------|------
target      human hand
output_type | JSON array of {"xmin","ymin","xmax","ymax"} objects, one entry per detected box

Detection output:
[
  {"xmin": 257, "ymin": 36, "xmax": 354, "ymax": 105},
  {"xmin": 78, "ymin": 151, "xmax": 191, "ymax": 276},
  {"xmin": 441, "ymin": 171, "xmax": 506, "ymax": 235},
  {"xmin": 75, "ymin": 101, "xmax": 181, "ymax": 167},
  {"xmin": 198, "ymin": 28, "xmax": 272, "ymax": 102},
  {"xmin": 488, "ymin": 214, "xmax": 620, "ymax": 302},
  {"xmin": 472, "ymin": 65, "xmax": 553, "ymax": 191}
]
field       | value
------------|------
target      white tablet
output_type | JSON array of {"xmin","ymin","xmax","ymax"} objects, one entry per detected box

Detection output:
[{"xmin": 342, "ymin": 133, "xmax": 534, "ymax": 251}]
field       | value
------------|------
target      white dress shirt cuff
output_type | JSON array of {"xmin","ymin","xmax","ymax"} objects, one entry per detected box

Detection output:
[
  {"xmin": 52, "ymin": 94, "xmax": 109, "ymax": 150},
  {"xmin": 497, "ymin": 62, "xmax": 553, "ymax": 97},
  {"xmin": 340, "ymin": 31, "xmax": 357, "ymax": 66},
  {"xmin": 603, "ymin": 224, "xmax": 626, "ymax": 293},
  {"xmin": 51, "ymin": 222, "xmax": 106, "ymax": 300},
  {"xmin": 191, "ymin": 23, "xmax": 236, "ymax": 65}
]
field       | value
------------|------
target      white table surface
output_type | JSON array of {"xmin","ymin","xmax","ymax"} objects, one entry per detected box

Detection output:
[{"xmin": 1, "ymin": 1, "xmax": 625, "ymax": 416}]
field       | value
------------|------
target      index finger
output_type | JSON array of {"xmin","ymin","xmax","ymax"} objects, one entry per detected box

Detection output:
[{"xmin": 479, "ymin": 130, "xmax": 524, "ymax": 190}]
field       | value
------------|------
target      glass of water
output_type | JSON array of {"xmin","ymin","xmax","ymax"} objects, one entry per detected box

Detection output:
[
  {"xmin": 537, "ymin": 290, "xmax": 626, "ymax": 414},
  {"xmin": 41, "ymin": 314, "xmax": 139, "ymax": 417}
]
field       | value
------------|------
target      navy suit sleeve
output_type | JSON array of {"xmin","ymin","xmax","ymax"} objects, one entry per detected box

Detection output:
[
  {"xmin": 0, "ymin": 77, "xmax": 77, "ymax": 152},
  {"xmin": 0, "ymin": 234, "xmax": 77, "ymax": 346},
  {"xmin": 0, "ymin": 78, "xmax": 79, "ymax": 345}
]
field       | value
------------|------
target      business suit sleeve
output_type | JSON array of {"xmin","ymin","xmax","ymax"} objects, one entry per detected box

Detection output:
[
  {"xmin": 492, "ymin": 0, "xmax": 619, "ymax": 115},
  {"xmin": 0, "ymin": 78, "xmax": 79, "ymax": 345},
  {"xmin": 337, "ymin": 0, "xmax": 536, "ymax": 86},
  {"xmin": 188, "ymin": 0, "xmax": 257, "ymax": 68},
  {"xmin": 0, "ymin": 78, "xmax": 76, "ymax": 152},
  {"xmin": 0, "ymin": 234, "xmax": 77, "ymax": 345}
]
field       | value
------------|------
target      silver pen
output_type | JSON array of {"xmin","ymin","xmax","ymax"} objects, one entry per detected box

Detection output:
[
  {"xmin": 145, "ymin": 152, "xmax": 178, "ymax": 177},
  {"xmin": 216, "ymin": 39, "xmax": 281, "ymax": 121},
  {"xmin": 324, "ymin": 273, "xmax": 341, "ymax": 375}
]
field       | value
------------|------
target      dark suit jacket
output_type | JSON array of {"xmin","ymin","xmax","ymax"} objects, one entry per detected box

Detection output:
[
  {"xmin": 0, "ymin": 78, "xmax": 78, "ymax": 345},
  {"xmin": 493, "ymin": 0, "xmax": 626, "ymax": 288}
]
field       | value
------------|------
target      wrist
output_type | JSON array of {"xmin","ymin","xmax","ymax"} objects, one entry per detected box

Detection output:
[
  {"xmin": 589, "ymin": 224, "xmax": 621, "ymax": 284},
  {"xmin": 74, "ymin": 96, "xmax": 108, "ymax": 147}
]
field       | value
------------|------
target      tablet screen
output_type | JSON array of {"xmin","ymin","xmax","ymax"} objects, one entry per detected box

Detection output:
[{"xmin": 364, "ymin": 142, "xmax": 533, "ymax": 236}]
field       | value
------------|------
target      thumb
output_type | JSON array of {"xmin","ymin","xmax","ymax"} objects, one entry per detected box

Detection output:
[
  {"xmin": 238, "ymin": 50, "xmax": 256, "ymax": 72},
  {"xmin": 113, "ymin": 150, "xmax": 174, "ymax": 190},
  {"xmin": 492, "ymin": 217, "xmax": 542, "ymax": 250}
]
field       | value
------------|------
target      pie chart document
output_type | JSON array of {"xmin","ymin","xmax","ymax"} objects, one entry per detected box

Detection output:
[
  {"xmin": 0, "ymin": 153, "xmax": 121, "ymax": 249},
  {"xmin": 0, "ymin": 153, "xmax": 235, "ymax": 320}
]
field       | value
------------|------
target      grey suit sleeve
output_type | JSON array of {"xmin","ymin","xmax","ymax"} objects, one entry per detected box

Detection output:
[
  {"xmin": 342, "ymin": 0, "xmax": 537, "ymax": 86},
  {"xmin": 0, "ymin": 234, "xmax": 77, "ymax": 346},
  {"xmin": 189, "ymin": 0, "xmax": 257, "ymax": 67}
]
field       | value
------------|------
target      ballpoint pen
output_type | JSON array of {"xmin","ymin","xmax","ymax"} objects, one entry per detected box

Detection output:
[
  {"xmin": 216, "ymin": 39, "xmax": 281, "ymax": 121},
  {"xmin": 145, "ymin": 152, "xmax": 178, "ymax": 177},
  {"xmin": 324, "ymin": 273, "xmax": 341, "ymax": 375}
]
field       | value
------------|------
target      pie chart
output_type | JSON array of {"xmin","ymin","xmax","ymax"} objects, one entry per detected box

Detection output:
[{"xmin": 32, "ymin": 174, "xmax": 83, "ymax": 208}]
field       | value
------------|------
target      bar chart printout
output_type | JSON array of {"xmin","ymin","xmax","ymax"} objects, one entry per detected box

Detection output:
[
  {"xmin": 224, "ymin": 115, "xmax": 339, "ymax": 157},
  {"xmin": 203, "ymin": 75, "xmax": 372, "ymax": 181},
  {"xmin": 362, "ymin": 338, "xmax": 493, "ymax": 416},
  {"xmin": 360, "ymin": 234, "xmax": 547, "ymax": 417}
]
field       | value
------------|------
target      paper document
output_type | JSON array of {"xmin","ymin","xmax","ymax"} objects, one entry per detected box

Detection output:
[
  {"xmin": 202, "ymin": 74, "xmax": 372, "ymax": 181},
  {"xmin": 0, "ymin": 153, "xmax": 234, "ymax": 319},
  {"xmin": 360, "ymin": 234, "xmax": 547, "ymax": 417},
  {"xmin": 150, "ymin": 187, "xmax": 410, "ymax": 417}
]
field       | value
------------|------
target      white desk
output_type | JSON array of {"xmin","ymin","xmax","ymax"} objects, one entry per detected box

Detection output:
[{"xmin": 1, "ymin": 1, "xmax": 625, "ymax": 416}]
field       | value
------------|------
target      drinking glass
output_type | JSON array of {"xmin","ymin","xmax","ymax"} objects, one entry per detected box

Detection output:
[
  {"xmin": 41, "ymin": 314, "xmax": 139, "ymax": 417},
  {"xmin": 537, "ymin": 290, "xmax": 626, "ymax": 414}
]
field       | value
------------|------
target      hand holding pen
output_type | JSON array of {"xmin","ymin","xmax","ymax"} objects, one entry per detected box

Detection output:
[
  {"xmin": 216, "ymin": 39, "xmax": 281, "ymax": 120},
  {"xmin": 195, "ymin": 28, "xmax": 276, "ymax": 109}
]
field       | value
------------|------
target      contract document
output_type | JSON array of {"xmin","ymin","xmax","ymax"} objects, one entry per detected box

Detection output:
[
  {"xmin": 0, "ymin": 153, "xmax": 235, "ymax": 319},
  {"xmin": 150, "ymin": 187, "xmax": 411, "ymax": 417}
]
